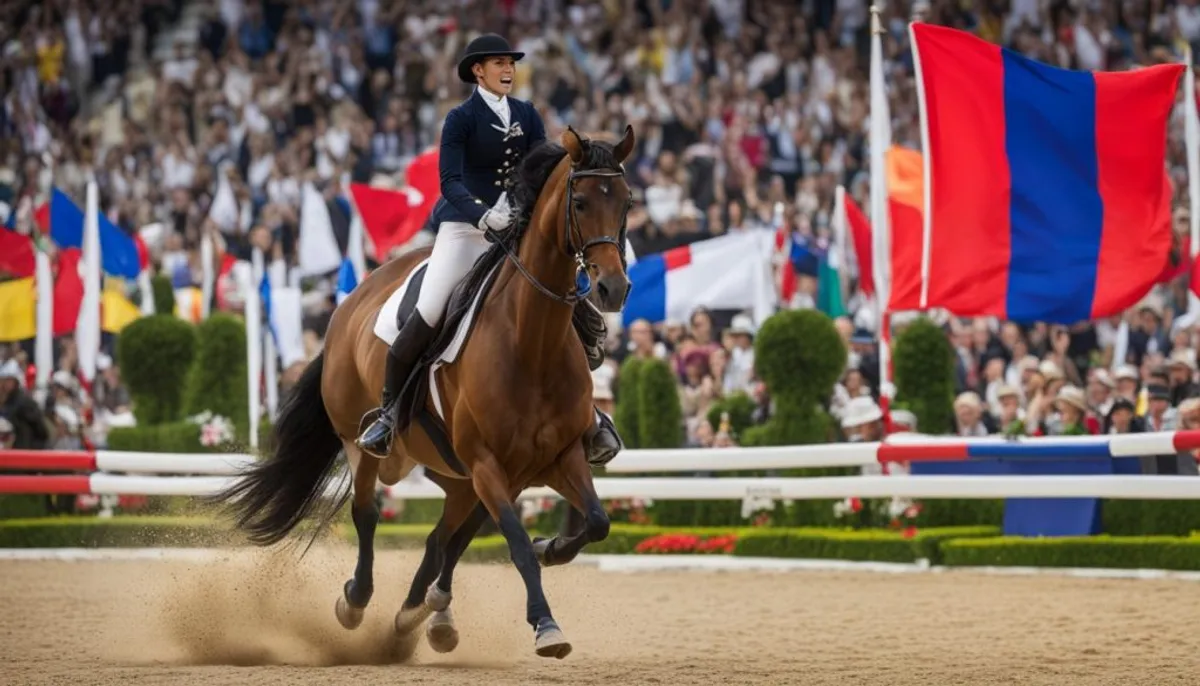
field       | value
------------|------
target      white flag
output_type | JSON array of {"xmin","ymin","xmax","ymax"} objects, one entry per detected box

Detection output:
[
  {"xmin": 298, "ymin": 182, "xmax": 342, "ymax": 276},
  {"xmin": 35, "ymin": 247, "xmax": 53, "ymax": 404}
]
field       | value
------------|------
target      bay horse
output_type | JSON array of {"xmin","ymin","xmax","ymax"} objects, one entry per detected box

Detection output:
[{"xmin": 213, "ymin": 125, "xmax": 636, "ymax": 660}]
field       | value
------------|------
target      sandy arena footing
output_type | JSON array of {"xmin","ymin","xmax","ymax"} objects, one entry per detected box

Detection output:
[{"xmin": 1, "ymin": 546, "xmax": 1197, "ymax": 685}]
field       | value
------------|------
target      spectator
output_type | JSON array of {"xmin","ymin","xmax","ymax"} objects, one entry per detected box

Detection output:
[
  {"xmin": 0, "ymin": 359, "xmax": 49, "ymax": 450},
  {"xmin": 953, "ymin": 391, "xmax": 992, "ymax": 437}
]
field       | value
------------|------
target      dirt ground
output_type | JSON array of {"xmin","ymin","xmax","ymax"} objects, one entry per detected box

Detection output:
[{"xmin": 1, "ymin": 546, "xmax": 1198, "ymax": 685}]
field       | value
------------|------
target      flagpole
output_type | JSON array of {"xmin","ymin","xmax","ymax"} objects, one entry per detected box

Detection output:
[
  {"xmin": 1184, "ymin": 45, "xmax": 1200, "ymax": 317},
  {"xmin": 200, "ymin": 227, "xmax": 214, "ymax": 320},
  {"xmin": 246, "ymin": 246, "xmax": 264, "ymax": 450},
  {"xmin": 34, "ymin": 227, "xmax": 54, "ymax": 406},
  {"xmin": 76, "ymin": 181, "xmax": 102, "ymax": 385},
  {"xmin": 870, "ymin": 4, "xmax": 896, "ymax": 417}
]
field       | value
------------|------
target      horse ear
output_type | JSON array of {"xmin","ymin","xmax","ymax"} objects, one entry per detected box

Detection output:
[
  {"xmin": 613, "ymin": 125, "xmax": 636, "ymax": 164},
  {"xmin": 561, "ymin": 126, "xmax": 584, "ymax": 164}
]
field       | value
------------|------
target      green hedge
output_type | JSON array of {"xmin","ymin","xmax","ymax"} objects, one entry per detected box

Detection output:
[
  {"xmin": 185, "ymin": 313, "xmax": 248, "ymax": 426},
  {"xmin": 942, "ymin": 535, "xmax": 1200, "ymax": 571},
  {"xmin": 0, "ymin": 517, "xmax": 233, "ymax": 547},
  {"xmin": 151, "ymin": 274, "xmax": 176, "ymax": 316},
  {"xmin": 613, "ymin": 356, "xmax": 646, "ymax": 449},
  {"xmin": 117, "ymin": 314, "xmax": 197, "ymax": 426},
  {"xmin": 638, "ymin": 357, "xmax": 684, "ymax": 448},
  {"xmin": 892, "ymin": 316, "xmax": 955, "ymax": 435},
  {"xmin": 734, "ymin": 525, "xmax": 999, "ymax": 564}
]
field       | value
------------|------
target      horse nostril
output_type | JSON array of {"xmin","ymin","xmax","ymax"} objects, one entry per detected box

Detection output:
[{"xmin": 597, "ymin": 281, "xmax": 610, "ymax": 302}]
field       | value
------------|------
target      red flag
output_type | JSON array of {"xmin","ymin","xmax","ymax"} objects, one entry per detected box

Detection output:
[
  {"xmin": 350, "ymin": 183, "xmax": 418, "ymax": 260},
  {"xmin": 53, "ymin": 248, "xmax": 84, "ymax": 336},
  {"xmin": 0, "ymin": 229, "xmax": 34, "ymax": 278},
  {"xmin": 774, "ymin": 228, "xmax": 797, "ymax": 303},
  {"xmin": 405, "ymin": 148, "xmax": 440, "ymax": 230},
  {"xmin": 843, "ymin": 192, "xmax": 874, "ymax": 297}
]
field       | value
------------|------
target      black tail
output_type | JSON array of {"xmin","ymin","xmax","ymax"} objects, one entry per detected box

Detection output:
[{"xmin": 211, "ymin": 352, "xmax": 349, "ymax": 546}]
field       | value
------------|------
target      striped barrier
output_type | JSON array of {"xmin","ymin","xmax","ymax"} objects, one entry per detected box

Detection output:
[
  {"xmin": 4, "ymin": 429, "xmax": 1200, "ymax": 476},
  {"xmin": 2, "ymin": 430, "xmax": 1198, "ymax": 499},
  {"xmin": 4, "ymin": 473, "xmax": 1200, "ymax": 500}
]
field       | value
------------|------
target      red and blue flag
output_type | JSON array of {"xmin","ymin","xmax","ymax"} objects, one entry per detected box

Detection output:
[{"xmin": 900, "ymin": 23, "xmax": 1182, "ymax": 323}]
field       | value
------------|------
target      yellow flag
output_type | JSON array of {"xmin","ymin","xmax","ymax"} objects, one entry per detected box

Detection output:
[
  {"xmin": 0, "ymin": 278, "xmax": 36, "ymax": 342},
  {"xmin": 101, "ymin": 287, "xmax": 143, "ymax": 334}
]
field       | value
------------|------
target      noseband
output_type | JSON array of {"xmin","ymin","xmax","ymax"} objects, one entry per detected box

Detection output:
[{"xmin": 486, "ymin": 156, "xmax": 633, "ymax": 307}]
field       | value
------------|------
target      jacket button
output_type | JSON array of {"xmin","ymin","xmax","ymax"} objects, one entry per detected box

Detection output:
[
  {"xmin": 505, "ymin": 148, "xmax": 511, "ymax": 154},
  {"xmin": 495, "ymin": 181, "xmax": 501, "ymax": 186}
]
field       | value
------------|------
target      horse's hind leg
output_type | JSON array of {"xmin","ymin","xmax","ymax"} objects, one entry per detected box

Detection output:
[
  {"xmin": 334, "ymin": 440, "xmax": 380, "ymax": 630},
  {"xmin": 393, "ymin": 476, "xmax": 479, "ymax": 641},
  {"xmin": 423, "ymin": 502, "xmax": 489, "ymax": 653},
  {"xmin": 534, "ymin": 440, "xmax": 610, "ymax": 567}
]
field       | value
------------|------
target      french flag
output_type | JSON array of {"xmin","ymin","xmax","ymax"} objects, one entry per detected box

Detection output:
[
  {"xmin": 622, "ymin": 231, "xmax": 775, "ymax": 326},
  {"xmin": 900, "ymin": 23, "xmax": 1181, "ymax": 323}
]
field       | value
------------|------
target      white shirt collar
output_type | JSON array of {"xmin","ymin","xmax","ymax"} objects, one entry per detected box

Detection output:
[
  {"xmin": 476, "ymin": 86, "xmax": 510, "ymax": 127},
  {"xmin": 476, "ymin": 86, "xmax": 507, "ymax": 107}
]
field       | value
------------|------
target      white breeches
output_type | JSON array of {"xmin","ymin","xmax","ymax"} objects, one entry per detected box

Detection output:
[{"xmin": 416, "ymin": 221, "xmax": 492, "ymax": 327}]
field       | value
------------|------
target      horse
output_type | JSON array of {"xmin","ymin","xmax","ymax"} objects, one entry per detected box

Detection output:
[{"xmin": 212, "ymin": 124, "xmax": 637, "ymax": 660}]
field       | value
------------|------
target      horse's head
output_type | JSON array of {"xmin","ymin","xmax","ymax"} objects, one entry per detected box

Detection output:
[{"xmin": 556, "ymin": 125, "xmax": 637, "ymax": 312}]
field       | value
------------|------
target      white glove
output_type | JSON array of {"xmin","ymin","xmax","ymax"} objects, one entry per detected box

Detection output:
[{"xmin": 478, "ymin": 192, "xmax": 515, "ymax": 232}]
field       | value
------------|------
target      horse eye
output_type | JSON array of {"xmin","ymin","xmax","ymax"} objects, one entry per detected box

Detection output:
[{"xmin": 573, "ymin": 198, "xmax": 586, "ymax": 212}]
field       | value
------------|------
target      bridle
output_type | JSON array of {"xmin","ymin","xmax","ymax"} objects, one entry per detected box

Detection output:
[{"xmin": 485, "ymin": 149, "xmax": 633, "ymax": 308}]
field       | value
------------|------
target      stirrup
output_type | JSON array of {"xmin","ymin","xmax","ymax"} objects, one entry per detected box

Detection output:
[
  {"xmin": 356, "ymin": 407, "xmax": 395, "ymax": 459},
  {"xmin": 584, "ymin": 411, "xmax": 623, "ymax": 467}
]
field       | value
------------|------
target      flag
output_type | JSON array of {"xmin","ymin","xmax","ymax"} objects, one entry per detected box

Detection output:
[
  {"xmin": 868, "ymin": 7, "xmax": 892, "ymax": 312},
  {"xmin": 208, "ymin": 169, "xmax": 240, "ymax": 233},
  {"xmin": 404, "ymin": 147, "xmax": 440, "ymax": 234},
  {"xmin": 623, "ymin": 231, "xmax": 776, "ymax": 326},
  {"xmin": 0, "ymin": 227, "xmax": 34, "ymax": 278},
  {"xmin": 53, "ymin": 249, "xmax": 84, "ymax": 336},
  {"xmin": 816, "ymin": 248, "xmax": 847, "ymax": 318},
  {"xmin": 101, "ymin": 283, "xmax": 142, "ymax": 333},
  {"xmin": 836, "ymin": 187, "xmax": 874, "ymax": 298},
  {"xmin": 298, "ymin": 182, "xmax": 342, "ymax": 276},
  {"xmin": 335, "ymin": 257, "xmax": 358, "ymax": 305},
  {"xmin": 886, "ymin": 145, "xmax": 927, "ymax": 314},
  {"xmin": 47, "ymin": 187, "xmax": 142, "ymax": 280},
  {"xmin": 0, "ymin": 278, "xmax": 36, "ymax": 342},
  {"xmin": 349, "ymin": 183, "xmax": 420, "ymax": 260},
  {"xmin": 906, "ymin": 22, "xmax": 1182, "ymax": 323}
]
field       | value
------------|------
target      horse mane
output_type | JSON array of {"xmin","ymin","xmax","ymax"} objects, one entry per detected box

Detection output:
[{"xmin": 501, "ymin": 135, "xmax": 622, "ymax": 249}]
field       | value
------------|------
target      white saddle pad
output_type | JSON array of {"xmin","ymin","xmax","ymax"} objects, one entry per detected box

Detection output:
[{"xmin": 372, "ymin": 259, "xmax": 499, "ymax": 420}]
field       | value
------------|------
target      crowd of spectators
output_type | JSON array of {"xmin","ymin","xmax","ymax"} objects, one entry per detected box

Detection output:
[{"xmin": 3, "ymin": 0, "xmax": 1200, "ymax": 478}]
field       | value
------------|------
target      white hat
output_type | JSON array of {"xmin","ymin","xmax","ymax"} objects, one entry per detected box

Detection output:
[
  {"xmin": 890, "ymin": 409, "xmax": 917, "ymax": 430},
  {"xmin": 0, "ymin": 359, "xmax": 21, "ymax": 381},
  {"xmin": 54, "ymin": 404, "xmax": 79, "ymax": 430},
  {"xmin": 1055, "ymin": 385, "xmax": 1088, "ymax": 412},
  {"xmin": 728, "ymin": 314, "xmax": 755, "ymax": 336},
  {"xmin": 96, "ymin": 353, "xmax": 113, "ymax": 371},
  {"xmin": 51, "ymin": 370, "xmax": 77, "ymax": 391},
  {"xmin": 1113, "ymin": 364, "xmax": 1138, "ymax": 381},
  {"xmin": 841, "ymin": 396, "xmax": 883, "ymax": 429}
]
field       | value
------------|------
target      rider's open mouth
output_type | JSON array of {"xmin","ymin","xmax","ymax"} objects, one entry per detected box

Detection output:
[{"xmin": 500, "ymin": 77, "xmax": 513, "ymax": 85}]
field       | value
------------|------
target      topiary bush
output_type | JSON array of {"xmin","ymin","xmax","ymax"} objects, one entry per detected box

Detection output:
[
  {"xmin": 892, "ymin": 316, "xmax": 955, "ymax": 435},
  {"xmin": 637, "ymin": 357, "xmax": 684, "ymax": 448},
  {"xmin": 184, "ymin": 313, "xmax": 248, "ymax": 427},
  {"xmin": 151, "ymin": 273, "xmax": 176, "ymax": 316},
  {"xmin": 733, "ymin": 310, "xmax": 849, "ymax": 527},
  {"xmin": 706, "ymin": 391, "xmax": 757, "ymax": 442},
  {"xmin": 613, "ymin": 356, "xmax": 647, "ymax": 449},
  {"xmin": 116, "ymin": 314, "xmax": 197, "ymax": 425},
  {"xmin": 740, "ymin": 309, "xmax": 845, "ymax": 448}
]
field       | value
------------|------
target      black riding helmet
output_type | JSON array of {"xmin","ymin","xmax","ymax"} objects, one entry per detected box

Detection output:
[{"xmin": 456, "ymin": 33, "xmax": 525, "ymax": 84}]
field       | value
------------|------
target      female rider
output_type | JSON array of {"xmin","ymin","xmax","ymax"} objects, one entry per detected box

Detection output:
[{"xmin": 356, "ymin": 33, "xmax": 623, "ymax": 466}]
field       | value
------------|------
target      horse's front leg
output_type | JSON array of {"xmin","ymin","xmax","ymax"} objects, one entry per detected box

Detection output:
[
  {"xmin": 534, "ymin": 438, "xmax": 610, "ymax": 567},
  {"xmin": 335, "ymin": 442, "xmax": 379, "ymax": 630},
  {"xmin": 470, "ymin": 448, "xmax": 572, "ymax": 660}
]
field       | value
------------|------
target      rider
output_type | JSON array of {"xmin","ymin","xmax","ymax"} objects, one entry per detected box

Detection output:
[{"xmin": 356, "ymin": 33, "xmax": 624, "ymax": 466}]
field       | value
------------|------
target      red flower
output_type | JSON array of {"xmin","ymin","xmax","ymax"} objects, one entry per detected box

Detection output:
[
  {"xmin": 849, "ymin": 497, "xmax": 863, "ymax": 513},
  {"xmin": 901, "ymin": 526, "xmax": 918, "ymax": 539}
]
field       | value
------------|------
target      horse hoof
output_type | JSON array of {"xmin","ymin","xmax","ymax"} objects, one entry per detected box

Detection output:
[
  {"xmin": 394, "ymin": 604, "xmax": 432, "ymax": 635},
  {"xmin": 533, "ymin": 537, "xmax": 558, "ymax": 566},
  {"xmin": 425, "ymin": 583, "xmax": 452, "ymax": 612},
  {"xmin": 335, "ymin": 594, "xmax": 364, "ymax": 630},
  {"xmin": 534, "ymin": 618, "xmax": 572, "ymax": 660},
  {"xmin": 426, "ymin": 610, "xmax": 459, "ymax": 653}
]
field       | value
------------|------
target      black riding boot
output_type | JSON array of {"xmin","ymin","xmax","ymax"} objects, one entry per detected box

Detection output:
[
  {"xmin": 356, "ymin": 312, "xmax": 437, "ymax": 458},
  {"xmin": 583, "ymin": 407, "xmax": 623, "ymax": 467}
]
